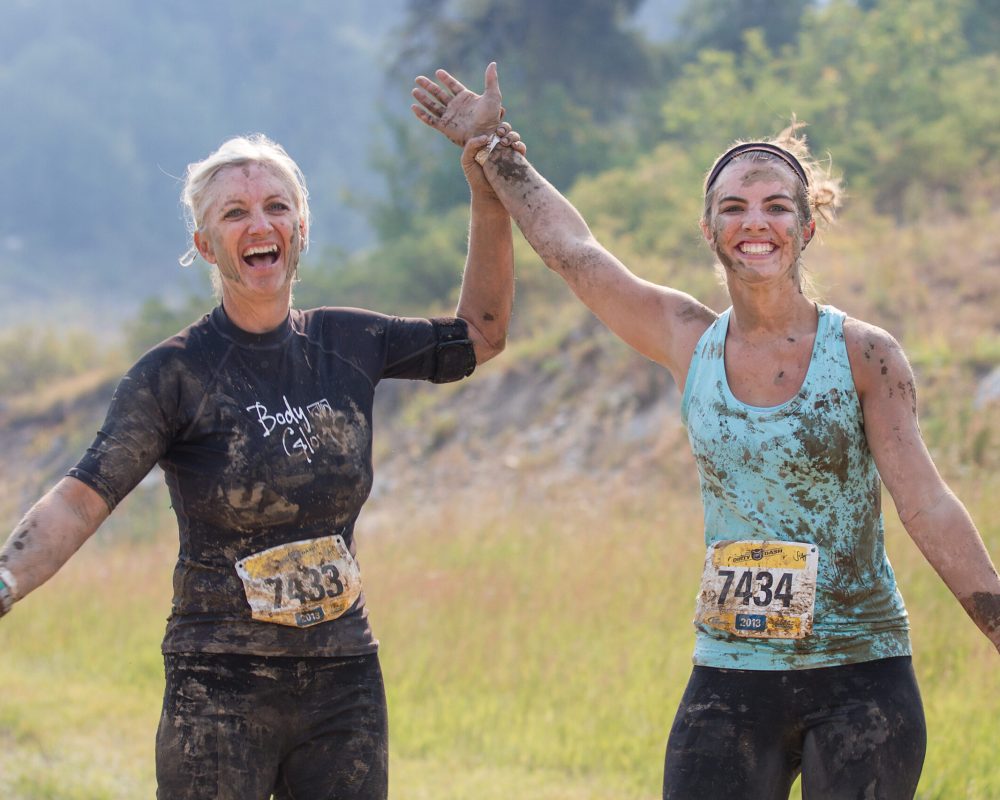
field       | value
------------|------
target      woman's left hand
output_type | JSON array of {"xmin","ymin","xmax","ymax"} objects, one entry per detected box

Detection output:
[{"xmin": 412, "ymin": 62, "xmax": 504, "ymax": 147}]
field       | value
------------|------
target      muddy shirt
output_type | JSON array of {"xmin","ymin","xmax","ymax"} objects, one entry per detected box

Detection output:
[
  {"xmin": 680, "ymin": 305, "xmax": 911, "ymax": 670},
  {"xmin": 69, "ymin": 306, "xmax": 475, "ymax": 657}
]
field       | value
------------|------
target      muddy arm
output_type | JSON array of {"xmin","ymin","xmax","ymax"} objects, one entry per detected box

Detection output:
[
  {"xmin": 0, "ymin": 477, "xmax": 110, "ymax": 612},
  {"xmin": 848, "ymin": 320, "xmax": 1000, "ymax": 652}
]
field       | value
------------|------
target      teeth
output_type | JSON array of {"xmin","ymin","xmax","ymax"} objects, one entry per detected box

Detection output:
[
  {"xmin": 740, "ymin": 242, "xmax": 774, "ymax": 255},
  {"xmin": 244, "ymin": 244, "xmax": 278, "ymax": 257}
]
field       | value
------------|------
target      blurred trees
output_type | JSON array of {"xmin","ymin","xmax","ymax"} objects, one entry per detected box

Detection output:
[
  {"xmin": 5, "ymin": 0, "xmax": 994, "ymax": 340},
  {"xmin": 0, "ymin": 0, "xmax": 404, "ymax": 309},
  {"xmin": 395, "ymin": 0, "xmax": 653, "ymax": 116},
  {"xmin": 659, "ymin": 0, "xmax": 1000, "ymax": 218},
  {"xmin": 0, "ymin": 326, "xmax": 105, "ymax": 401},
  {"xmin": 300, "ymin": 0, "xmax": 999, "ymax": 319},
  {"xmin": 673, "ymin": 0, "xmax": 813, "ymax": 57}
]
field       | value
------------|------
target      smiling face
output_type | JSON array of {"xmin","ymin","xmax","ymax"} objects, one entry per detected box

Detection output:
[
  {"xmin": 701, "ymin": 159, "xmax": 815, "ymax": 288},
  {"xmin": 194, "ymin": 161, "xmax": 306, "ymax": 309}
]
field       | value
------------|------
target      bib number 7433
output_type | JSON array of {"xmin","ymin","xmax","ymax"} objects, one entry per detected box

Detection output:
[
  {"xmin": 235, "ymin": 534, "xmax": 361, "ymax": 628},
  {"xmin": 694, "ymin": 540, "xmax": 818, "ymax": 639}
]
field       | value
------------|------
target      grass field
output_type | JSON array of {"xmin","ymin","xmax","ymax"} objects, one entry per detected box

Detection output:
[{"xmin": 1, "ymin": 460, "xmax": 998, "ymax": 799}]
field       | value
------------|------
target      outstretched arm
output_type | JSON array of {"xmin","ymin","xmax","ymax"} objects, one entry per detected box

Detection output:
[
  {"xmin": 0, "ymin": 477, "xmax": 110, "ymax": 616},
  {"xmin": 413, "ymin": 65, "xmax": 715, "ymax": 383},
  {"xmin": 848, "ymin": 321, "xmax": 1000, "ymax": 653}
]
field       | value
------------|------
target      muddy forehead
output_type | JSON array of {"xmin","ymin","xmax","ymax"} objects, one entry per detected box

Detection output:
[
  {"xmin": 200, "ymin": 162, "xmax": 298, "ymax": 220},
  {"xmin": 213, "ymin": 161, "xmax": 293, "ymax": 194},
  {"xmin": 720, "ymin": 161, "xmax": 798, "ymax": 187}
]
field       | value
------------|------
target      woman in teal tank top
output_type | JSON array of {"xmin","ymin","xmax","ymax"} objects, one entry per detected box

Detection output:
[{"xmin": 413, "ymin": 65, "xmax": 1000, "ymax": 799}]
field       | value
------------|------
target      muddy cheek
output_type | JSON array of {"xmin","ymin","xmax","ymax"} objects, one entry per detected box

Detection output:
[{"xmin": 710, "ymin": 223, "xmax": 735, "ymax": 271}]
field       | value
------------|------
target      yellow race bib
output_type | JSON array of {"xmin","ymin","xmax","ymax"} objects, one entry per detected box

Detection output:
[
  {"xmin": 235, "ymin": 534, "xmax": 362, "ymax": 628},
  {"xmin": 694, "ymin": 540, "xmax": 818, "ymax": 639}
]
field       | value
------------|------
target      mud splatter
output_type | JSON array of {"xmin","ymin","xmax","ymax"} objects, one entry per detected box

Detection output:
[
  {"xmin": 965, "ymin": 592, "xmax": 1000, "ymax": 636},
  {"xmin": 494, "ymin": 154, "xmax": 531, "ymax": 185}
]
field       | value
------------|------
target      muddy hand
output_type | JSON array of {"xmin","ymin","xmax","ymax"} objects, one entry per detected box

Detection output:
[{"xmin": 411, "ymin": 62, "xmax": 504, "ymax": 147}]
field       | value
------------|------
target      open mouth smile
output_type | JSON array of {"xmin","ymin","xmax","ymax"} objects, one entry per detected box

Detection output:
[{"xmin": 242, "ymin": 243, "xmax": 280, "ymax": 267}]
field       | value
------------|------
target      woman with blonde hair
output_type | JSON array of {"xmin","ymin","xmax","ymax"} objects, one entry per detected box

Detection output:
[
  {"xmin": 0, "ymin": 118, "xmax": 522, "ymax": 799},
  {"xmin": 412, "ymin": 63, "xmax": 1000, "ymax": 798}
]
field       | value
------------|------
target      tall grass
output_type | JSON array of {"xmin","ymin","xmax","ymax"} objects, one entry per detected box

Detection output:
[{"xmin": 1, "ymin": 460, "xmax": 997, "ymax": 799}]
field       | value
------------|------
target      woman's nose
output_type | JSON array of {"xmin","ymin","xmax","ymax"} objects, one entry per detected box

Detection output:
[
  {"xmin": 741, "ymin": 208, "xmax": 768, "ymax": 230},
  {"xmin": 247, "ymin": 208, "xmax": 273, "ymax": 234}
]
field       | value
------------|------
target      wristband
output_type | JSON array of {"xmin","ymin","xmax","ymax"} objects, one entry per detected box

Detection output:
[
  {"xmin": 0, "ymin": 567, "xmax": 16, "ymax": 617},
  {"xmin": 474, "ymin": 133, "xmax": 502, "ymax": 166}
]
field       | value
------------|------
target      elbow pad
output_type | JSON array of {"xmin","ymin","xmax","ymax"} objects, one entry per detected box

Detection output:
[{"xmin": 430, "ymin": 317, "xmax": 477, "ymax": 384}]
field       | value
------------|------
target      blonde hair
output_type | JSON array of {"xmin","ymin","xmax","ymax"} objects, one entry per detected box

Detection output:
[
  {"xmin": 702, "ymin": 118, "xmax": 842, "ymax": 228},
  {"xmin": 702, "ymin": 120, "xmax": 843, "ymax": 299},
  {"xmin": 178, "ymin": 134, "xmax": 310, "ymax": 267}
]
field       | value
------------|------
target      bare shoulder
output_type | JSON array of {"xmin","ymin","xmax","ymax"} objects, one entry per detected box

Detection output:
[{"xmin": 843, "ymin": 316, "xmax": 916, "ymax": 406}]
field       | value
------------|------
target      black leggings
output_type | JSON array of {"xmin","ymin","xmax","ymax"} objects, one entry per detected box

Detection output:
[
  {"xmin": 663, "ymin": 656, "xmax": 926, "ymax": 800},
  {"xmin": 156, "ymin": 652, "xmax": 388, "ymax": 800}
]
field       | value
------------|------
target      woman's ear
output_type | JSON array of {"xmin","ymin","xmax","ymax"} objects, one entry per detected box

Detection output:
[
  {"xmin": 699, "ymin": 219, "xmax": 714, "ymax": 248},
  {"xmin": 802, "ymin": 219, "xmax": 816, "ymax": 249},
  {"xmin": 193, "ymin": 230, "xmax": 216, "ymax": 264}
]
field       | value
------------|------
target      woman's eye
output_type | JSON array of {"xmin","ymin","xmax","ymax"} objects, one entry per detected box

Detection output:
[
  {"xmin": 720, "ymin": 205, "xmax": 742, "ymax": 214},
  {"xmin": 223, "ymin": 208, "xmax": 244, "ymax": 219},
  {"xmin": 769, "ymin": 204, "xmax": 792, "ymax": 213},
  {"xmin": 268, "ymin": 202, "xmax": 290, "ymax": 212}
]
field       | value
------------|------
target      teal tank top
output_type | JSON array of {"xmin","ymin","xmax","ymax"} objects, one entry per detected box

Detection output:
[{"xmin": 680, "ymin": 305, "xmax": 911, "ymax": 670}]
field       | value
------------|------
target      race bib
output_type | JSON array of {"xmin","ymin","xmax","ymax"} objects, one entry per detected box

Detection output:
[
  {"xmin": 235, "ymin": 534, "xmax": 362, "ymax": 628},
  {"xmin": 694, "ymin": 540, "xmax": 818, "ymax": 639}
]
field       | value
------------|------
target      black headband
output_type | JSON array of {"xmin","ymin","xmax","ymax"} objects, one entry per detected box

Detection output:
[{"xmin": 705, "ymin": 142, "xmax": 809, "ymax": 193}]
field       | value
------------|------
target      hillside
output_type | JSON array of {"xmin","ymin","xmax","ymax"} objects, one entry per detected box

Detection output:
[{"xmin": 2, "ymin": 197, "xmax": 998, "ymax": 529}]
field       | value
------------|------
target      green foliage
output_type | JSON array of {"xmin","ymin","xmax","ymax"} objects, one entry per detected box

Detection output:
[
  {"xmin": 570, "ymin": 143, "xmax": 705, "ymax": 262},
  {"xmin": 961, "ymin": 0, "xmax": 1000, "ymax": 54},
  {"xmin": 674, "ymin": 0, "xmax": 814, "ymax": 58},
  {"xmin": 658, "ymin": 0, "xmax": 999, "ymax": 218},
  {"xmin": 373, "ymin": 0, "xmax": 661, "ymax": 231},
  {"xmin": 298, "ymin": 206, "xmax": 473, "ymax": 315},
  {"xmin": 394, "ymin": 0, "xmax": 653, "ymax": 119},
  {"xmin": 0, "ymin": 326, "xmax": 104, "ymax": 400},
  {"xmin": 122, "ymin": 288, "xmax": 215, "ymax": 359}
]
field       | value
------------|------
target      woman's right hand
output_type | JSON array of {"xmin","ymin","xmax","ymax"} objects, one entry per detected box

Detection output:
[{"xmin": 412, "ymin": 62, "xmax": 504, "ymax": 147}]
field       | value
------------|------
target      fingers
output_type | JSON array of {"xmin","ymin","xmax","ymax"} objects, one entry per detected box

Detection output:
[
  {"xmin": 493, "ymin": 123, "xmax": 524, "ymax": 151},
  {"xmin": 410, "ymin": 104, "xmax": 440, "ymax": 129},
  {"xmin": 436, "ymin": 68, "xmax": 468, "ymax": 96},
  {"xmin": 415, "ymin": 75, "xmax": 454, "ymax": 106},
  {"xmin": 461, "ymin": 133, "xmax": 491, "ymax": 170},
  {"xmin": 500, "ymin": 128, "xmax": 526, "ymax": 155},
  {"xmin": 411, "ymin": 87, "xmax": 446, "ymax": 119}
]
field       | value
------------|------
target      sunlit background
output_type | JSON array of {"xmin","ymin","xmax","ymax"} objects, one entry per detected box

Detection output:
[{"xmin": 0, "ymin": 1, "xmax": 998, "ymax": 797}]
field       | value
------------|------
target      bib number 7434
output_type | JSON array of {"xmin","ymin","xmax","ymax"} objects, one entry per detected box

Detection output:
[{"xmin": 694, "ymin": 540, "xmax": 818, "ymax": 639}]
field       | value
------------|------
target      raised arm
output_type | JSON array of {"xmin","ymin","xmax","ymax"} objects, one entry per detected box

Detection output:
[
  {"xmin": 847, "ymin": 320, "xmax": 1000, "ymax": 653},
  {"xmin": 0, "ymin": 477, "xmax": 110, "ymax": 616},
  {"xmin": 413, "ymin": 64, "xmax": 715, "ymax": 382},
  {"xmin": 455, "ymin": 132, "xmax": 515, "ymax": 365}
]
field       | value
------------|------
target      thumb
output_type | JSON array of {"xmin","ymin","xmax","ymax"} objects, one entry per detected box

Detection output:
[{"xmin": 483, "ymin": 61, "xmax": 501, "ymax": 100}]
